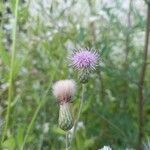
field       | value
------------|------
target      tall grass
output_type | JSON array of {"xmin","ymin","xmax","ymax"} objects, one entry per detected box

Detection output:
[
  {"xmin": 21, "ymin": 59, "xmax": 63, "ymax": 149},
  {"xmin": 1, "ymin": 0, "xmax": 19, "ymax": 144},
  {"xmin": 0, "ymin": 0, "xmax": 150, "ymax": 149}
]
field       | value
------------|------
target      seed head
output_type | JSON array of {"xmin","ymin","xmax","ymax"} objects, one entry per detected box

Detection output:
[{"xmin": 52, "ymin": 79, "xmax": 76, "ymax": 104}]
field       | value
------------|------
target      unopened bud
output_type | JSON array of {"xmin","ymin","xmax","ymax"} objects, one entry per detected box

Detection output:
[{"xmin": 59, "ymin": 103, "xmax": 73, "ymax": 131}]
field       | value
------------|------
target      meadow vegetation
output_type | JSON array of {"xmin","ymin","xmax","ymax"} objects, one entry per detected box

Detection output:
[{"xmin": 0, "ymin": 0, "xmax": 150, "ymax": 149}]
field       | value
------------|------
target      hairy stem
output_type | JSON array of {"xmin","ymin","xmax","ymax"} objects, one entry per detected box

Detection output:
[
  {"xmin": 1, "ymin": 0, "xmax": 19, "ymax": 144},
  {"xmin": 137, "ymin": 2, "xmax": 150, "ymax": 150}
]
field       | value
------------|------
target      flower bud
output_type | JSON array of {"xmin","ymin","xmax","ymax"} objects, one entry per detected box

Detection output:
[{"xmin": 59, "ymin": 103, "xmax": 73, "ymax": 131}]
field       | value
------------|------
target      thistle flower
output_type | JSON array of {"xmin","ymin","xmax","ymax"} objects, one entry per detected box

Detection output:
[
  {"xmin": 52, "ymin": 79, "xmax": 76, "ymax": 105},
  {"xmin": 52, "ymin": 80, "xmax": 76, "ymax": 131},
  {"xmin": 70, "ymin": 48, "xmax": 98, "ymax": 70},
  {"xmin": 69, "ymin": 48, "xmax": 99, "ymax": 83}
]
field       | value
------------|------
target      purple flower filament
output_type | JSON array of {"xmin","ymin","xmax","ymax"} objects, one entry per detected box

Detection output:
[{"xmin": 71, "ymin": 50, "xmax": 98, "ymax": 70}]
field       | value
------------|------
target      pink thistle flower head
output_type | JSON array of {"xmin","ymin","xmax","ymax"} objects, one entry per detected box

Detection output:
[
  {"xmin": 69, "ymin": 48, "xmax": 99, "ymax": 83},
  {"xmin": 52, "ymin": 79, "xmax": 76, "ymax": 105},
  {"xmin": 70, "ymin": 48, "xmax": 98, "ymax": 71}
]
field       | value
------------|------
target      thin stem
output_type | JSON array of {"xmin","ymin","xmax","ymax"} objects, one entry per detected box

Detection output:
[
  {"xmin": 123, "ymin": 0, "xmax": 132, "ymax": 108},
  {"xmin": 21, "ymin": 58, "xmax": 63, "ymax": 149},
  {"xmin": 21, "ymin": 83, "xmax": 51, "ymax": 150},
  {"xmin": 137, "ymin": 3, "xmax": 150, "ymax": 150},
  {"xmin": 1, "ymin": 0, "xmax": 19, "ymax": 144},
  {"xmin": 99, "ymin": 115, "xmax": 127, "ymax": 141},
  {"xmin": 65, "ymin": 132, "xmax": 69, "ymax": 150},
  {"xmin": 71, "ymin": 84, "xmax": 86, "ymax": 142},
  {"xmin": 37, "ymin": 104, "xmax": 47, "ymax": 150}
]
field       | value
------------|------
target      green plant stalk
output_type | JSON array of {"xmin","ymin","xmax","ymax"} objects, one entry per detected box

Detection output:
[
  {"xmin": 21, "ymin": 83, "xmax": 51, "ymax": 150},
  {"xmin": 65, "ymin": 131, "xmax": 69, "ymax": 150},
  {"xmin": 37, "ymin": 103, "xmax": 47, "ymax": 150},
  {"xmin": 21, "ymin": 102, "xmax": 44, "ymax": 150},
  {"xmin": 21, "ymin": 57, "xmax": 63, "ymax": 149},
  {"xmin": 1, "ymin": 0, "xmax": 19, "ymax": 144},
  {"xmin": 71, "ymin": 84, "xmax": 85, "ymax": 142},
  {"xmin": 138, "ymin": 2, "xmax": 150, "ymax": 150}
]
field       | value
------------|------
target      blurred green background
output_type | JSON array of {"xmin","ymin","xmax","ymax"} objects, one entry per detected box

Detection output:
[{"xmin": 0, "ymin": 0, "xmax": 150, "ymax": 149}]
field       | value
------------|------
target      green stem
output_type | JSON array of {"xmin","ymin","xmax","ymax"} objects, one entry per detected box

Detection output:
[
  {"xmin": 1, "ymin": 0, "xmax": 19, "ymax": 144},
  {"xmin": 65, "ymin": 131, "xmax": 69, "ymax": 150},
  {"xmin": 21, "ymin": 58, "xmax": 63, "ymax": 149},
  {"xmin": 21, "ymin": 83, "xmax": 51, "ymax": 150},
  {"xmin": 21, "ymin": 102, "xmax": 44, "ymax": 150},
  {"xmin": 71, "ymin": 84, "xmax": 85, "ymax": 142},
  {"xmin": 37, "ymin": 104, "xmax": 46, "ymax": 150}
]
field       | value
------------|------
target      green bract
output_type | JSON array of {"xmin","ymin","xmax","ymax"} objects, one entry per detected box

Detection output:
[{"xmin": 59, "ymin": 103, "xmax": 73, "ymax": 131}]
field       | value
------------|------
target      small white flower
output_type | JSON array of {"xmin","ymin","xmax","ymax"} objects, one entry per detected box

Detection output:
[
  {"xmin": 99, "ymin": 146, "xmax": 112, "ymax": 150},
  {"xmin": 43, "ymin": 122, "xmax": 49, "ymax": 133}
]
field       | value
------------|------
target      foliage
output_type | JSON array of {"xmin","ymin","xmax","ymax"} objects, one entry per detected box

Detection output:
[{"xmin": 0, "ymin": 0, "xmax": 150, "ymax": 149}]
